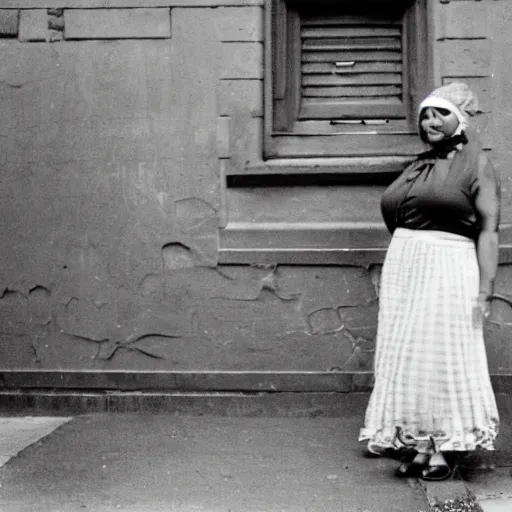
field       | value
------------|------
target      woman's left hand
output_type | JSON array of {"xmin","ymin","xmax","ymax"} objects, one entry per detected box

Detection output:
[{"xmin": 473, "ymin": 294, "xmax": 491, "ymax": 327}]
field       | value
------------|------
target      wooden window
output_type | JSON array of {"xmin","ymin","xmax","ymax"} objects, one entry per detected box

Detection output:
[{"xmin": 265, "ymin": 0, "xmax": 432, "ymax": 159}]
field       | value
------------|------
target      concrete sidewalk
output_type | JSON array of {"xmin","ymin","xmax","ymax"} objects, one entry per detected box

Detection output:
[
  {"xmin": 0, "ymin": 414, "xmax": 430, "ymax": 512},
  {"xmin": 0, "ymin": 394, "xmax": 510, "ymax": 512}
]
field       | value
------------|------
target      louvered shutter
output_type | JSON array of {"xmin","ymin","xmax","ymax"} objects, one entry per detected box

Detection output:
[{"xmin": 299, "ymin": 15, "xmax": 406, "ymax": 121}]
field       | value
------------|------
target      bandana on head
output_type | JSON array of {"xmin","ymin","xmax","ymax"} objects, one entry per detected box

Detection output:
[{"xmin": 418, "ymin": 82, "xmax": 479, "ymax": 134}]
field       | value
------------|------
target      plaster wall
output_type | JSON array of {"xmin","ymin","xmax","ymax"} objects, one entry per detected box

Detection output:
[{"xmin": 0, "ymin": 1, "xmax": 511, "ymax": 379}]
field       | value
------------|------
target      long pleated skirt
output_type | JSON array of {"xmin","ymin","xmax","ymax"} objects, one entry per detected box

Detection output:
[{"xmin": 359, "ymin": 228, "xmax": 499, "ymax": 454}]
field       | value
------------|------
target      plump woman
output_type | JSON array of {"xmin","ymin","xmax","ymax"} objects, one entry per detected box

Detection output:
[{"xmin": 359, "ymin": 83, "xmax": 500, "ymax": 480}]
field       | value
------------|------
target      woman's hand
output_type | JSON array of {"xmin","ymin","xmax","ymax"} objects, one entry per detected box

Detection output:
[{"xmin": 473, "ymin": 293, "xmax": 491, "ymax": 327}]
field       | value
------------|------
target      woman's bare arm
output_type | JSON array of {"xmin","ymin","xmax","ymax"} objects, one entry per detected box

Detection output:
[{"xmin": 474, "ymin": 153, "xmax": 501, "ymax": 298}]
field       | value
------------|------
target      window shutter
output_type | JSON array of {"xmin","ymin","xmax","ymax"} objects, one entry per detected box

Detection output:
[
  {"xmin": 300, "ymin": 15, "xmax": 406, "ymax": 120},
  {"xmin": 266, "ymin": 0, "xmax": 431, "ymax": 159}
]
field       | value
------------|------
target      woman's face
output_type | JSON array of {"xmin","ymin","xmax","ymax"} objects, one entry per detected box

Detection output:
[{"xmin": 420, "ymin": 107, "xmax": 460, "ymax": 144}]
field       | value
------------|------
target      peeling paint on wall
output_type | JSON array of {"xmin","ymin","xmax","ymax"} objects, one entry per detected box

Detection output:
[
  {"xmin": 28, "ymin": 285, "xmax": 52, "ymax": 327},
  {"xmin": 176, "ymin": 198, "xmax": 217, "ymax": 234},
  {"xmin": 69, "ymin": 332, "xmax": 176, "ymax": 361},
  {"xmin": 213, "ymin": 267, "xmax": 301, "ymax": 302},
  {"xmin": 2, "ymin": 4, "xmax": 512, "ymax": 378},
  {"xmin": 138, "ymin": 274, "xmax": 163, "ymax": 298},
  {"xmin": 308, "ymin": 308, "xmax": 342, "ymax": 336},
  {"xmin": 162, "ymin": 242, "xmax": 195, "ymax": 271},
  {"xmin": 332, "ymin": 327, "xmax": 375, "ymax": 372}
]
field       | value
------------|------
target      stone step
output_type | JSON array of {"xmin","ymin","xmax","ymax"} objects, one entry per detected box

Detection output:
[
  {"xmin": 0, "ymin": 370, "xmax": 373, "ymax": 393},
  {"xmin": 0, "ymin": 389, "xmax": 371, "ymax": 416},
  {"xmin": 1, "ymin": 370, "xmax": 512, "ymax": 393},
  {"xmin": 1, "ymin": 370, "xmax": 511, "ymax": 416}
]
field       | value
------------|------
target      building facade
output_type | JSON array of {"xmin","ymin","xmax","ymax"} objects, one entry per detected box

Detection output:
[{"xmin": 0, "ymin": 0, "xmax": 511, "ymax": 400}]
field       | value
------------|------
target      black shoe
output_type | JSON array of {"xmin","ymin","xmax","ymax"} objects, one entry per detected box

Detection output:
[{"xmin": 396, "ymin": 452, "xmax": 429, "ymax": 477}]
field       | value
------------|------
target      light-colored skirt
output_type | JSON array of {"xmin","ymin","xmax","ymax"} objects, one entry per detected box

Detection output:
[{"xmin": 359, "ymin": 228, "xmax": 499, "ymax": 453}]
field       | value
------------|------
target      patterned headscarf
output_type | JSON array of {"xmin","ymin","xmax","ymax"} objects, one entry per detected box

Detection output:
[{"xmin": 418, "ymin": 82, "xmax": 479, "ymax": 134}]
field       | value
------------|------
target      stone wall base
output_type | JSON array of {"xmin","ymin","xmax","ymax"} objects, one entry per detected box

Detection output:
[{"xmin": 1, "ymin": 371, "xmax": 511, "ymax": 415}]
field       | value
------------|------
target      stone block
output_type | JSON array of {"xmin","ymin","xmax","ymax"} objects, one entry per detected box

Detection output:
[
  {"xmin": 0, "ymin": 10, "xmax": 19, "ymax": 37},
  {"xmin": 218, "ymin": 79, "xmax": 263, "ymax": 118},
  {"xmin": 219, "ymin": 160, "xmax": 229, "ymax": 228},
  {"xmin": 217, "ymin": 116, "xmax": 231, "ymax": 159},
  {"xmin": 18, "ymin": 10, "xmax": 47, "ymax": 42},
  {"xmin": 155, "ymin": 7, "xmax": 221, "ymax": 202},
  {"xmin": 64, "ymin": 8, "xmax": 171, "ymax": 40},
  {"xmin": 437, "ymin": 1, "xmax": 488, "ymax": 40},
  {"xmin": 0, "ymin": 41, "xmax": 177, "ymax": 164},
  {"xmin": 220, "ymin": 42, "xmax": 263, "ymax": 79},
  {"xmin": 3, "ymin": 0, "xmax": 263, "ymax": 6},
  {"xmin": 440, "ymin": 40, "xmax": 491, "ymax": 77},
  {"xmin": 230, "ymin": 116, "xmax": 262, "ymax": 170},
  {"xmin": 217, "ymin": 6, "xmax": 263, "ymax": 41},
  {"xmin": 225, "ymin": 183, "xmax": 384, "ymax": 226},
  {"xmin": 217, "ymin": 80, "xmax": 263, "ymax": 170}
]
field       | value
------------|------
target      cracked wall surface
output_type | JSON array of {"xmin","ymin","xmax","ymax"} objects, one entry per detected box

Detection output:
[{"xmin": 1, "ymin": 3, "xmax": 512, "ymax": 375}]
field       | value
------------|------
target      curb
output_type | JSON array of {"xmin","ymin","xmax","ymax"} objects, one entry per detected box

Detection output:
[
  {"xmin": 421, "ymin": 477, "xmax": 483, "ymax": 512},
  {"xmin": 420, "ymin": 468, "xmax": 512, "ymax": 512}
]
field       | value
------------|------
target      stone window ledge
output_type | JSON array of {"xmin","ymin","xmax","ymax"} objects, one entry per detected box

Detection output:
[{"xmin": 227, "ymin": 156, "xmax": 417, "ymax": 177}]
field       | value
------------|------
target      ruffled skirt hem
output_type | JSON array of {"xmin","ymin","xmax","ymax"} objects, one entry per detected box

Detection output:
[{"xmin": 359, "ymin": 425, "xmax": 498, "ymax": 454}]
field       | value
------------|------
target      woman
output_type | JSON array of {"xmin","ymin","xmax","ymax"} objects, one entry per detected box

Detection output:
[{"xmin": 359, "ymin": 83, "xmax": 500, "ymax": 480}]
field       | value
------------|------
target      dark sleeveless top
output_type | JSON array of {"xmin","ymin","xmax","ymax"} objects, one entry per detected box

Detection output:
[{"xmin": 381, "ymin": 128, "xmax": 484, "ymax": 241}]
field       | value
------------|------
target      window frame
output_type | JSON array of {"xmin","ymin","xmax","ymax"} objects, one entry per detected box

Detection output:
[{"xmin": 264, "ymin": 0, "xmax": 433, "ymax": 160}]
